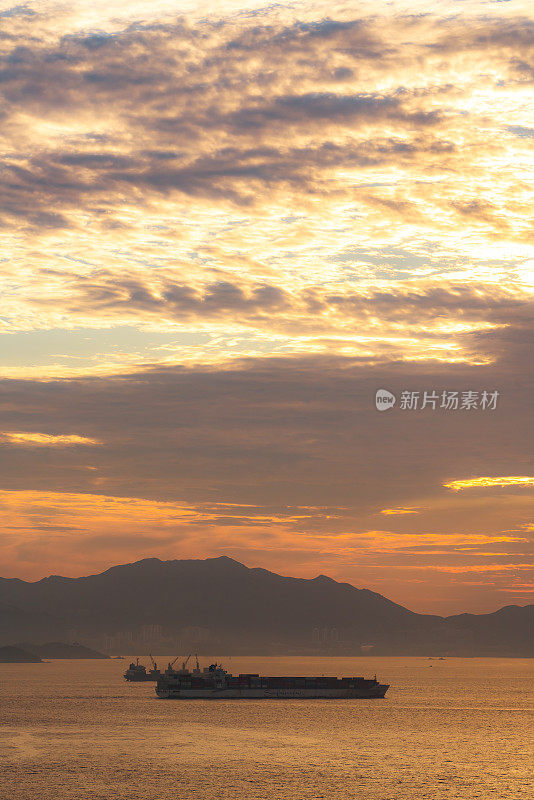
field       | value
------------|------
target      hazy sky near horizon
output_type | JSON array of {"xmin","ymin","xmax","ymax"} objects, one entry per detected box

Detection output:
[{"xmin": 0, "ymin": 0, "xmax": 533, "ymax": 614}]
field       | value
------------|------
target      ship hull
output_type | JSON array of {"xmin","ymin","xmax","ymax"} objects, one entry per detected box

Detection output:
[{"xmin": 155, "ymin": 685, "xmax": 389, "ymax": 699}]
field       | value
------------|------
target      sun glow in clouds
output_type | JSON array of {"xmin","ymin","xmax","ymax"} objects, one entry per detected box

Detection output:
[
  {"xmin": 1, "ymin": 0, "xmax": 534, "ymax": 370},
  {"xmin": 380, "ymin": 507, "xmax": 420, "ymax": 515},
  {"xmin": 445, "ymin": 477, "xmax": 534, "ymax": 491},
  {"xmin": 1, "ymin": 432, "xmax": 101, "ymax": 447}
]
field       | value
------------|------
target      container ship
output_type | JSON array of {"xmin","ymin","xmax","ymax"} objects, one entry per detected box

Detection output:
[{"xmin": 155, "ymin": 657, "xmax": 389, "ymax": 699}]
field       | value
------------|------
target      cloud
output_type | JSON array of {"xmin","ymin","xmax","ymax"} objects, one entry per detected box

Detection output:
[
  {"xmin": 380, "ymin": 507, "xmax": 420, "ymax": 515},
  {"xmin": 0, "ymin": 344, "xmax": 532, "ymax": 612},
  {"xmin": 445, "ymin": 476, "xmax": 534, "ymax": 491},
  {"xmin": 0, "ymin": 0, "xmax": 533, "ymax": 613},
  {"xmin": 0, "ymin": 432, "xmax": 100, "ymax": 446},
  {"xmin": 0, "ymin": 0, "xmax": 532, "ymax": 373},
  {"xmin": 506, "ymin": 125, "xmax": 534, "ymax": 138}
]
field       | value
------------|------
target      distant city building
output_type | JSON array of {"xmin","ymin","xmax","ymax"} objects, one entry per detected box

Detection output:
[
  {"xmin": 180, "ymin": 626, "xmax": 212, "ymax": 643},
  {"xmin": 140, "ymin": 624, "xmax": 163, "ymax": 642},
  {"xmin": 312, "ymin": 626, "xmax": 339, "ymax": 643},
  {"xmin": 101, "ymin": 629, "xmax": 138, "ymax": 652}
]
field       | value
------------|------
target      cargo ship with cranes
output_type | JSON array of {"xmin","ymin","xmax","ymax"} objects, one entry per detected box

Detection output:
[
  {"xmin": 155, "ymin": 655, "xmax": 389, "ymax": 699},
  {"xmin": 123, "ymin": 655, "xmax": 161, "ymax": 681}
]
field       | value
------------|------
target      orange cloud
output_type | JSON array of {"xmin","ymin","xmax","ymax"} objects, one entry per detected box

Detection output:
[
  {"xmin": 380, "ymin": 507, "xmax": 419, "ymax": 515},
  {"xmin": 445, "ymin": 477, "xmax": 534, "ymax": 491},
  {"xmin": 0, "ymin": 488, "xmax": 530, "ymax": 612},
  {"xmin": 0, "ymin": 3, "xmax": 533, "ymax": 372},
  {"xmin": 1, "ymin": 432, "xmax": 101, "ymax": 447}
]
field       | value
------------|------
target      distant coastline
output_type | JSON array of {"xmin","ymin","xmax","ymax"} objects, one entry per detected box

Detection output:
[{"xmin": 0, "ymin": 642, "xmax": 109, "ymax": 662}]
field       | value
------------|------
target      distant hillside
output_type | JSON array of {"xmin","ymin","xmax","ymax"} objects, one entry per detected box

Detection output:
[
  {"xmin": 17, "ymin": 642, "xmax": 110, "ymax": 659},
  {"xmin": 444, "ymin": 605, "xmax": 534, "ymax": 656},
  {"xmin": 0, "ymin": 599, "xmax": 67, "ymax": 642},
  {"xmin": 0, "ymin": 645, "xmax": 42, "ymax": 663},
  {"xmin": 0, "ymin": 556, "xmax": 434, "ymax": 648},
  {"xmin": 0, "ymin": 557, "xmax": 532, "ymax": 656}
]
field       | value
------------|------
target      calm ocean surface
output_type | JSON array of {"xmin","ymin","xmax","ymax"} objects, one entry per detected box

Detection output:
[{"xmin": 0, "ymin": 657, "xmax": 532, "ymax": 800}]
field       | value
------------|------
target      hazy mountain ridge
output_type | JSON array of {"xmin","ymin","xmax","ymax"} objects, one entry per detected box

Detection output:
[
  {"xmin": 0, "ymin": 599, "xmax": 67, "ymax": 641},
  {"xmin": 0, "ymin": 557, "xmax": 532, "ymax": 656}
]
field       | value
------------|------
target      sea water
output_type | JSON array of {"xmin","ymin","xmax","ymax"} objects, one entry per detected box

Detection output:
[{"xmin": 0, "ymin": 657, "xmax": 532, "ymax": 799}]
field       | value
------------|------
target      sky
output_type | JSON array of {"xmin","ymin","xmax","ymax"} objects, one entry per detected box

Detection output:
[{"xmin": 0, "ymin": 0, "xmax": 533, "ymax": 614}]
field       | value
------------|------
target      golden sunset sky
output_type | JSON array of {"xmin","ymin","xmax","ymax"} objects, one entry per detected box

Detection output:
[{"xmin": 0, "ymin": 0, "xmax": 533, "ymax": 613}]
